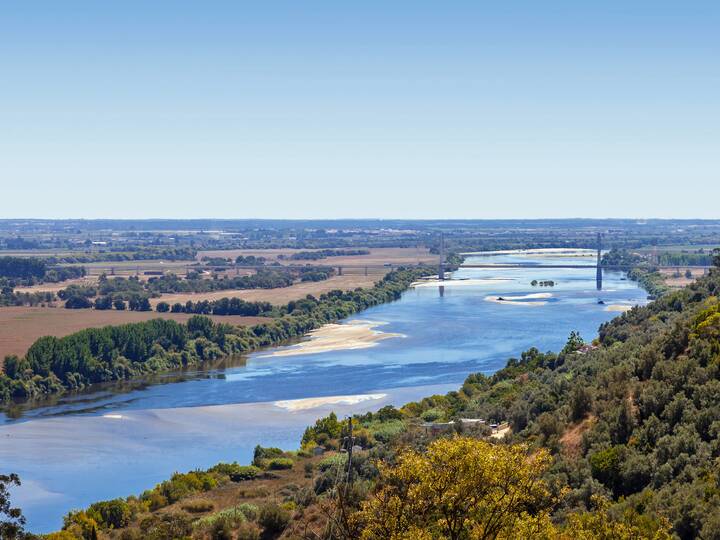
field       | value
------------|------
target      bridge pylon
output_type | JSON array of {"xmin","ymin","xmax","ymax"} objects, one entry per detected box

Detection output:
[{"xmin": 438, "ymin": 233, "xmax": 445, "ymax": 281}]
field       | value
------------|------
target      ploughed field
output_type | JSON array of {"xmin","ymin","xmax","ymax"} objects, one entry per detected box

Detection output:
[{"xmin": 0, "ymin": 307, "xmax": 270, "ymax": 362}]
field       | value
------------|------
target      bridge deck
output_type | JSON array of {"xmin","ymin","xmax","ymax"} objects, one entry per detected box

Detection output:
[{"xmin": 459, "ymin": 264, "xmax": 713, "ymax": 270}]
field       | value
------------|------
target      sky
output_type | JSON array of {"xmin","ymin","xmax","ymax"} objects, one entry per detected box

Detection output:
[{"xmin": 1, "ymin": 1, "xmax": 718, "ymax": 220}]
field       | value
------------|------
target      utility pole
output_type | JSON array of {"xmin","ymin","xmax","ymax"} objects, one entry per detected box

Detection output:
[
  {"xmin": 596, "ymin": 232, "xmax": 603, "ymax": 291},
  {"xmin": 346, "ymin": 416, "xmax": 354, "ymax": 487}
]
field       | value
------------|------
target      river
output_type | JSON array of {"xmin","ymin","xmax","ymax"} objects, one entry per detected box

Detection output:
[{"xmin": 0, "ymin": 250, "xmax": 648, "ymax": 532}]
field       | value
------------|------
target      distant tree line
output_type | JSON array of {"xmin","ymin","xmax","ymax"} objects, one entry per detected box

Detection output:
[
  {"xmin": 287, "ymin": 249, "xmax": 370, "ymax": 261},
  {"xmin": 657, "ymin": 250, "xmax": 714, "ymax": 267},
  {"xmin": 43, "ymin": 247, "xmax": 197, "ymax": 264},
  {"xmin": 58, "ymin": 267, "xmax": 334, "ymax": 310},
  {"xmin": 157, "ymin": 297, "xmax": 275, "ymax": 317},
  {"xmin": 0, "ymin": 257, "xmax": 85, "ymax": 286}
]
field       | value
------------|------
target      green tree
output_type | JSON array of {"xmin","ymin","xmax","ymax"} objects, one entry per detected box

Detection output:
[
  {"xmin": 562, "ymin": 331, "xmax": 585, "ymax": 355},
  {"xmin": 355, "ymin": 437, "xmax": 556, "ymax": 540},
  {"xmin": 0, "ymin": 474, "xmax": 26, "ymax": 540}
]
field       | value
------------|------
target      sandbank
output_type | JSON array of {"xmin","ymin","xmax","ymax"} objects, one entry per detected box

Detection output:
[
  {"xmin": 604, "ymin": 304, "xmax": 634, "ymax": 312},
  {"xmin": 484, "ymin": 292, "xmax": 552, "ymax": 307},
  {"xmin": 274, "ymin": 393, "xmax": 387, "ymax": 412},
  {"xmin": 262, "ymin": 320, "xmax": 403, "ymax": 358}
]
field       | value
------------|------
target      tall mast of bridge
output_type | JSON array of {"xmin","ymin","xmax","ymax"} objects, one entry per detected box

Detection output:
[
  {"xmin": 596, "ymin": 232, "xmax": 603, "ymax": 290},
  {"xmin": 438, "ymin": 232, "xmax": 445, "ymax": 281}
]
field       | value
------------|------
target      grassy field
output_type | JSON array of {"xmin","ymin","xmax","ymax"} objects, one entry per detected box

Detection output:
[
  {"xmin": 197, "ymin": 246, "xmax": 437, "ymax": 266},
  {"xmin": 150, "ymin": 270, "xmax": 388, "ymax": 307},
  {"xmin": 0, "ymin": 308, "xmax": 270, "ymax": 361}
]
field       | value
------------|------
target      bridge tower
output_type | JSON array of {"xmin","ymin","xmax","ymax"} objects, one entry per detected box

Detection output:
[
  {"xmin": 438, "ymin": 233, "xmax": 445, "ymax": 281},
  {"xmin": 596, "ymin": 232, "xmax": 602, "ymax": 290}
]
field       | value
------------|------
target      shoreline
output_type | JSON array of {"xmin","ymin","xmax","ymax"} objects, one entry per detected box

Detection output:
[{"xmin": 461, "ymin": 248, "xmax": 596, "ymax": 256}]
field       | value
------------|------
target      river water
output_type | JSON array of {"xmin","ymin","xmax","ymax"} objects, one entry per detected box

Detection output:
[{"xmin": 0, "ymin": 251, "xmax": 648, "ymax": 532}]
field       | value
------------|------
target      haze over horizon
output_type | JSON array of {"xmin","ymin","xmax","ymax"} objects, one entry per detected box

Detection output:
[{"xmin": 2, "ymin": 1, "xmax": 719, "ymax": 219}]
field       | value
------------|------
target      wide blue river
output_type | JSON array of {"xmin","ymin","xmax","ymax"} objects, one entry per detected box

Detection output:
[{"xmin": 0, "ymin": 251, "xmax": 648, "ymax": 532}]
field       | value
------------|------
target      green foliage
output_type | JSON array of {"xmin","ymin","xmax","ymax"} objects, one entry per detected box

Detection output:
[
  {"xmin": 301, "ymin": 411, "xmax": 342, "ymax": 446},
  {"xmin": 0, "ymin": 474, "xmax": 26, "ymax": 540},
  {"xmin": 86, "ymin": 498, "xmax": 131, "ymax": 529},
  {"xmin": 64, "ymin": 295, "xmax": 93, "ymax": 309},
  {"xmin": 0, "ymin": 257, "xmax": 46, "ymax": 280},
  {"xmin": 258, "ymin": 502, "xmax": 291, "ymax": 534},
  {"xmin": 252, "ymin": 445, "xmax": 285, "ymax": 467},
  {"xmin": 561, "ymin": 330, "xmax": 584, "ymax": 355},
  {"xmin": 208, "ymin": 463, "xmax": 261, "ymax": 481},
  {"xmin": 265, "ymin": 458, "xmax": 294, "ymax": 471},
  {"xmin": 140, "ymin": 470, "xmax": 221, "ymax": 510}
]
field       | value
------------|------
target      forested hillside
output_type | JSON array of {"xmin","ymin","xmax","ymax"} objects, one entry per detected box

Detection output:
[{"xmin": 333, "ymin": 263, "xmax": 720, "ymax": 538}]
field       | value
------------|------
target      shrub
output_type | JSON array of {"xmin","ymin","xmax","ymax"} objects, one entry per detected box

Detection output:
[
  {"xmin": 209, "ymin": 462, "xmax": 261, "ymax": 481},
  {"xmin": 94, "ymin": 295, "xmax": 113, "ymax": 310},
  {"xmin": 87, "ymin": 498, "xmax": 132, "ymax": 529},
  {"xmin": 236, "ymin": 503, "xmax": 259, "ymax": 521},
  {"xmin": 266, "ymin": 458, "xmax": 294, "ymax": 471},
  {"xmin": 235, "ymin": 522, "xmax": 262, "ymax": 540},
  {"xmin": 182, "ymin": 498, "xmax": 214, "ymax": 513},
  {"xmin": 65, "ymin": 295, "xmax": 93, "ymax": 309},
  {"xmin": 258, "ymin": 502, "xmax": 291, "ymax": 534},
  {"xmin": 252, "ymin": 445, "xmax": 284, "ymax": 467}
]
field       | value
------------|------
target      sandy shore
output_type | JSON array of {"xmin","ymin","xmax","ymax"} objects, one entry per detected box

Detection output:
[
  {"xmin": 263, "ymin": 320, "xmax": 403, "ymax": 357},
  {"xmin": 604, "ymin": 304, "xmax": 634, "ymax": 312},
  {"xmin": 462, "ymin": 248, "xmax": 596, "ymax": 257},
  {"xmin": 484, "ymin": 292, "xmax": 552, "ymax": 307},
  {"xmin": 274, "ymin": 393, "xmax": 387, "ymax": 412}
]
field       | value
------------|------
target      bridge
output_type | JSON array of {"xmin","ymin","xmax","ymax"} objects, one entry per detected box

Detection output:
[{"xmin": 442, "ymin": 233, "xmax": 714, "ymax": 291}]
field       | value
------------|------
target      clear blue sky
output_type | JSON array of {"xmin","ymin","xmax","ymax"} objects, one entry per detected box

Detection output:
[{"xmin": 1, "ymin": 2, "xmax": 718, "ymax": 219}]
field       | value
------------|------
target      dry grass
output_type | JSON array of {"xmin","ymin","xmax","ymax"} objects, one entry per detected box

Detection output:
[
  {"xmin": 659, "ymin": 267, "xmax": 708, "ymax": 288},
  {"xmin": 13, "ymin": 277, "xmax": 98, "ymax": 294},
  {"xmin": 150, "ymin": 270, "xmax": 389, "ymax": 307},
  {"xmin": 560, "ymin": 415, "xmax": 595, "ymax": 458},
  {"xmin": 0, "ymin": 307, "xmax": 269, "ymax": 362},
  {"xmin": 197, "ymin": 247, "xmax": 437, "ymax": 267}
]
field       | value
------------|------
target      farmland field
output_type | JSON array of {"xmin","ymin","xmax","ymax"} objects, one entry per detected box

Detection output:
[
  {"xmin": 197, "ymin": 246, "xmax": 437, "ymax": 266},
  {"xmin": 0, "ymin": 307, "xmax": 269, "ymax": 362},
  {"xmin": 149, "ymin": 270, "xmax": 389, "ymax": 307}
]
